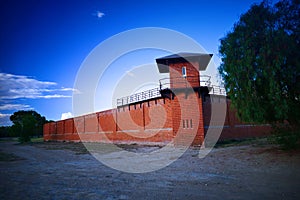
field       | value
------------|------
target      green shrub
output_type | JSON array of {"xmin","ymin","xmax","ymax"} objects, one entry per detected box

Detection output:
[{"xmin": 271, "ymin": 125, "xmax": 300, "ymax": 150}]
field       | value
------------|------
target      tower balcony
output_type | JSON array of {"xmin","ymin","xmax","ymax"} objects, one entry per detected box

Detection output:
[
  {"xmin": 116, "ymin": 75, "xmax": 226, "ymax": 107},
  {"xmin": 159, "ymin": 75, "xmax": 212, "ymax": 90}
]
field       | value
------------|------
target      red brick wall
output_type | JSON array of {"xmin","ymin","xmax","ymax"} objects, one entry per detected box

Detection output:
[
  {"xmin": 43, "ymin": 94, "xmax": 272, "ymax": 145},
  {"xmin": 49, "ymin": 122, "xmax": 57, "ymax": 140},
  {"xmin": 98, "ymin": 109, "xmax": 116, "ymax": 132},
  {"xmin": 74, "ymin": 116, "xmax": 84, "ymax": 134},
  {"xmin": 43, "ymin": 60, "xmax": 271, "ymax": 145},
  {"xmin": 145, "ymin": 99, "xmax": 172, "ymax": 129},
  {"xmin": 117, "ymin": 104, "xmax": 143, "ymax": 132},
  {"xmin": 64, "ymin": 118, "xmax": 74, "ymax": 133},
  {"xmin": 45, "ymin": 57, "xmax": 201, "ymax": 145},
  {"xmin": 43, "ymin": 123, "xmax": 50, "ymax": 141},
  {"xmin": 115, "ymin": 98, "xmax": 174, "ymax": 144},
  {"xmin": 84, "ymin": 113, "xmax": 98, "ymax": 133},
  {"xmin": 203, "ymin": 96, "xmax": 272, "ymax": 141},
  {"xmin": 44, "ymin": 98, "xmax": 174, "ymax": 144}
]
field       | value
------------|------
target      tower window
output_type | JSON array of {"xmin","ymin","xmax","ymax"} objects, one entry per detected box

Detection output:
[{"xmin": 182, "ymin": 66, "xmax": 187, "ymax": 77}]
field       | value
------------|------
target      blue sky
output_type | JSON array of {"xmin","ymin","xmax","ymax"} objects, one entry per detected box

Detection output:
[{"xmin": 0, "ymin": 0, "xmax": 262, "ymax": 125}]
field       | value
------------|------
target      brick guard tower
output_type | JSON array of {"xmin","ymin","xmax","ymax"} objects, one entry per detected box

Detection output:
[{"xmin": 156, "ymin": 53, "xmax": 212, "ymax": 145}]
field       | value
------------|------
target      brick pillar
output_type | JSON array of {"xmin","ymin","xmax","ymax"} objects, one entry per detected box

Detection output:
[{"xmin": 168, "ymin": 62, "xmax": 204, "ymax": 146}]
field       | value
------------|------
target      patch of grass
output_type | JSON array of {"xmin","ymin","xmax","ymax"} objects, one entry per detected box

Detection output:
[
  {"xmin": 32, "ymin": 141, "xmax": 89, "ymax": 155},
  {"xmin": 214, "ymin": 137, "xmax": 271, "ymax": 148},
  {"xmin": 30, "ymin": 137, "xmax": 44, "ymax": 143},
  {"xmin": 31, "ymin": 141, "xmax": 164, "ymax": 155},
  {"xmin": 0, "ymin": 151, "xmax": 23, "ymax": 161},
  {"xmin": 0, "ymin": 137, "xmax": 18, "ymax": 142},
  {"xmin": 269, "ymin": 125, "xmax": 300, "ymax": 150}
]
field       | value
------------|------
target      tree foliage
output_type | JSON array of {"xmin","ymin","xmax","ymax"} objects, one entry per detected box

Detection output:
[
  {"xmin": 0, "ymin": 126, "xmax": 10, "ymax": 137},
  {"xmin": 218, "ymin": 0, "xmax": 300, "ymax": 127},
  {"xmin": 10, "ymin": 110, "xmax": 47, "ymax": 142}
]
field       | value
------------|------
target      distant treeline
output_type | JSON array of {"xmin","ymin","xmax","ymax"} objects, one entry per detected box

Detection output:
[{"xmin": 0, "ymin": 110, "xmax": 53, "ymax": 142}]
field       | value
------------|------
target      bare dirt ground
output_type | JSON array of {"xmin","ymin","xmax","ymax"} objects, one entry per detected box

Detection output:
[{"xmin": 0, "ymin": 139, "xmax": 300, "ymax": 200}]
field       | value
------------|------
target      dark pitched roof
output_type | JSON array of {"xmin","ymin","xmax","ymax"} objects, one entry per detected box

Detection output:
[{"xmin": 156, "ymin": 53, "xmax": 213, "ymax": 73}]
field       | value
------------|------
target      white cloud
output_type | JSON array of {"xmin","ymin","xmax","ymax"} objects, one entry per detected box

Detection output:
[
  {"xmin": 0, "ymin": 113, "xmax": 11, "ymax": 118},
  {"xmin": 37, "ymin": 94, "xmax": 72, "ymax": 99},
  {"xmin": 0, "ymin": 73, "xmax": 77, "ymax": 118},
  {"xmin": 0, "ymin": 73, "xmax": 56, "ymax": 88},
  {"xmin": 0, "ymin": 104, "xmax": 32, "ymax": 111},
  {"xmin": 60, "ymin": 87, "xmax": 75, "ymax": 92},
  {"xmin": 94, "ymin": 11, "xmax": 105, "ymax": 19},
  {"xmin": 60, "ymin": 87, "xmax": 81, "ymax": 94},
  {"xmin": 0, "ymin": 73, "xmax": 74, "ymax": 100},
  {"xmin": 0, "ymin": 113, "xmax": 12, "ymax": 126},
  {"xmin": 126, "ymin": 71, "xmax": 135, "ymax": 77},
  {"xmin": 61, "ymin": 112, "xmax": 73, "ymax": 120}
]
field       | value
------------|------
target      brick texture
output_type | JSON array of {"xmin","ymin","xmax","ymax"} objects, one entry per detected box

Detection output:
[
  {"xmin": 44, "ymin": 60, "xmax": 271, "ymax": 145},
  {"xmin": 203, "ymin": 96, "xmax": 271, "ymax": 141}
]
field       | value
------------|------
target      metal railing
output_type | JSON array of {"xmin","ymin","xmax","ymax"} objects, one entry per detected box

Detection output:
[
  {"xmin": 159, "ymin": 75, "xmax": 226, "ymax": 96},
  {"xmin": 159, "ymin": 75, "xmax": 212, "ymax": 90},
  {"xmin": 117, "ymin": 87, "xmax": 161, "ymax": 107},
  {"xmin": 200, "ymin": 75, "xmax": 212, "ymax": 86},
  {"xmin": 116, "ymin": 75, "xmax": 226, "ymax": 106},
  {"xmin": 209, "ymin": 85, "xmax": 226, "ymax": 96}
]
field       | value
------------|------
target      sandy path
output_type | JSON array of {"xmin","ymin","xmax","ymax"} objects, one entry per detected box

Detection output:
[{"xmin": 0, "ymin": 141, "xmax": 299, "ymax": 200}]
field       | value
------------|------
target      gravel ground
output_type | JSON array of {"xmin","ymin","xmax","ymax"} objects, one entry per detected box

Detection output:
[{"xmin": 0, "ymin": 140, "xmax": 299, "ymax": 200}]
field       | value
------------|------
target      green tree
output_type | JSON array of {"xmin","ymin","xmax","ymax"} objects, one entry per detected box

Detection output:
[
  {"xmin": 218, "ymin": 0, "xmax": 300, "ymax": 146},
  {"xmin": 0, "ymin": 126, "xmax": 10, "ymax": 137},
  {"xmin": 10, "ymin": 110, "xmax": 47, "ymax": 142}
]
